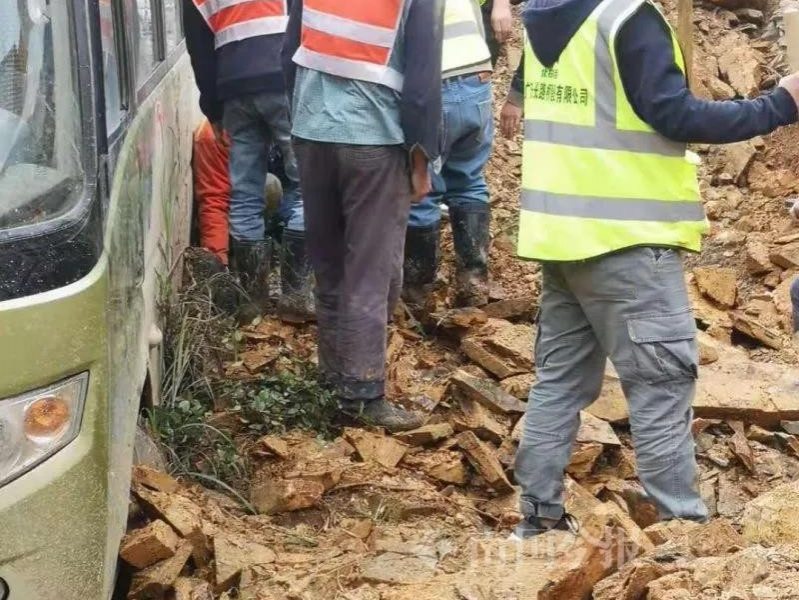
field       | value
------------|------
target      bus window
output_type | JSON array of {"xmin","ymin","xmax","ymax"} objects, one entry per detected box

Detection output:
[
  {"xmin": 163, "ymin": 0, "xmax": 183, "ymax": 52},
  {"xmin": 133, "ymin": 0, "xmax": 157, "ymax": 86},
  {"xmin": 0, "ymin": 0, "xmax": 84, "ymax": 231},
  {"xmin": 99, "ymin": 0, "xmax": 125, "ymax": 132}
]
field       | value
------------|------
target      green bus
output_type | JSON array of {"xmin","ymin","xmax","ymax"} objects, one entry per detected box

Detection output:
[{"xmin": 0, "ymin": 0, "xmax": 199, "ymax": 598}]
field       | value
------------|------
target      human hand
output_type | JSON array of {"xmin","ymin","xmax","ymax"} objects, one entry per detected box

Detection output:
[
  {"xmin": 410, "ymin": 147, "xmax": 431, "ymax": 203},
  {"xmin": 779, "ymin": 72, "xmax": 799, "ymax": 110},
  {"xmin": 491, "ymin": 0, "xmax": 513, "ymax": 43},
  {"xmin": 500, "ymin": 100, "xmax": 523, "ymax": 138}
]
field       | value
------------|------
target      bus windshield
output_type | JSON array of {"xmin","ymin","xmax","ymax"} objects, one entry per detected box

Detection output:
[{"xmin": 0, "ymin": 0, "xmax": 84, "ymax": 233}]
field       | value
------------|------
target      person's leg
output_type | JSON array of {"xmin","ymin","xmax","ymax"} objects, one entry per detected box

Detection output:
[
  {"xmin": 514, "ymin": 263, "xmax": 606, "ymax": 535},
  {"xmin": 222, "ymin": 96, "xmax": 272, "ymax": 321},
  {"xmin": 258, "ymin": 93, "xmax": 315, "ymax": 322},
  {"xmin": 572, "ymin": 248, "xmax": 708, "ymax": 522},
  {"xmin": 790, "ymin": 277, "xmax": 799, "ymax": 332},
  {"xmin": 335, "ymin": 144, "xmax": 423, "ymax": 431},
  {"xmin": 444, "ymin": 76, "xmax": 493, "ymax": 306},
  {"xmin": 403, "ymin": 82, "xmax": 451, "ymax": 307},
  {"xmin": 223, "ymin": 96, "xmax": 270, "ymax": 242},
  {"xmin": 403, "ymin": 174, "xmax": 444, "ymax": 306},
  {"xmin": 294, "ymin": 139, "xmax": 342, "ymax": 383}
]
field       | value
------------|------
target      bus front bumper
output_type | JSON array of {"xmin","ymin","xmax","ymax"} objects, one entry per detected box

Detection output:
[{"xmin": 0, "ymin": 373, "xmax": 110, "ymax": 600}]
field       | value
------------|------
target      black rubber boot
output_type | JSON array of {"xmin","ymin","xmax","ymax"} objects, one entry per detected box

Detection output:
[
  {"xmin": 401, "ymin": 224, "xmax": 440, "ymax": 307},
  {"xmin": 339, "ymin": 397, "xmax": 426, "ymax": 433},
  {"xmin": 187, "ymin": 248, "xmax": 239, "ymax": 315},
  {"xmin": 450, "ymin": 204, "xmax": 490, "ymax": 307},
  {"xmin": 277, "ymin": 229, "xmax": 316, "ymax": 323},
  {"xmin": 229, "ymin": 238, "xmax": 272, "ymax": 324}
]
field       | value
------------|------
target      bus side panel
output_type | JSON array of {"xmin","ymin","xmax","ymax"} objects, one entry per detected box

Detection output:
[{"xmin": 103, "ymin": 53, "xmax": 199, "ymax": 598}]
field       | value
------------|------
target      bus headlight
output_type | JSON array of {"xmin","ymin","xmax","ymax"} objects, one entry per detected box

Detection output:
[{"xmin": 0, "ymin": 373, "xmax": 89, "ymax": 488}]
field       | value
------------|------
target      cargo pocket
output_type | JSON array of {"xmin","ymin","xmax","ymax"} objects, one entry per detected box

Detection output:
[{"xmin": 627, "ymin": 309, "xmax": 698, "ymax": 384}]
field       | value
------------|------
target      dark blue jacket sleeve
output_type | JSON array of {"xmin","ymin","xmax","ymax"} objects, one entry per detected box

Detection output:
[
  {"xmin": 282, "ymin": 0, "xmax": 302, "ymax": 106},
  {"xmin": 508, "ymin": 54, "xmax": 524, "ymax": 106},
  {"xmin": 616, "ymin": 4, "xmax": 797, "ymax": 144},
  {"xmin": 401, "ymin": 0, "xmax": 444, "ymax": 158},
  {"xmin": 182, "ymin": 0, "xmax": 223, "ymax": 123}
]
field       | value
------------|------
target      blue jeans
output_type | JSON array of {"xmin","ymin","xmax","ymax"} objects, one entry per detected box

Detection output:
[
  {"xmin": 223, "ymin": 92, "xmax": 303, "ymax": 241},
  {"xmin": 409, "ymin": 75, "xmax": 493, "ymax": 228}
]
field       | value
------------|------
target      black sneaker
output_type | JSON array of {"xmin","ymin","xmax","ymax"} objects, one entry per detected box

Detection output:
[{"xmin": 509, "ymin": 513, "xmax": 580, "ymax": 541}]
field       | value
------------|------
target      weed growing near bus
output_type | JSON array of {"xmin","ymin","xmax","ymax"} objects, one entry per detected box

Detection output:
[{"xmin": 145, "ymin": 249, "xmax": 338, "ymax": 505}]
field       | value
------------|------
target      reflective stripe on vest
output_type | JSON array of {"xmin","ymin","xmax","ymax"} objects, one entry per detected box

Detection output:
[
  {"xmin": 192, "ymin": 0, "xmax": 288, "ymax": 48},
  {"xmin": 292, "ymin": 0, "xmax": 406, "ymax": 92},
  {"xmin": 442, "ymin": 0, "xmax": 491, "ymax": 76},
  {"xmin": 517, "ymin": 0, "xmax": 707, "ymax": 262}
]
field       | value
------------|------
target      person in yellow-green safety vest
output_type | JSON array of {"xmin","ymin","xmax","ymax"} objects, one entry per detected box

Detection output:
[
  {"xmin": 505, "ymin": 0, "xmax": 799, "ymax": 540},
  {"xmin": 402, "ymin": 0, "xmax": 497, "ymax": 308}
]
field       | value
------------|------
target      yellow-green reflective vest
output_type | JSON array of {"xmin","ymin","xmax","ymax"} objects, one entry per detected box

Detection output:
[
  {"xmin": 518, "ymin": 0, "xmax": 708, "ymax": 262},
  {"xmin": 443, "ymin": 0, "xmax": 492, "ymax": 76}
]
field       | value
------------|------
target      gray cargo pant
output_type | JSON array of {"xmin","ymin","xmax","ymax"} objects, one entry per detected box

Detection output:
[
  {"xmin": 515, "ymin": 247, "xmax": 708, "ymax": 522},
  {"xmin": 294, "ymin": 139, "xmax": 410, "ymax": 400}
]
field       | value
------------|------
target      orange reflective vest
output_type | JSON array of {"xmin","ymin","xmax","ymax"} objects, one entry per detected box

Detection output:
[
  {"xmin": 192, "ymin": 0, "xmax": 288, "ymax": 48},
  {"xmin": 292, "ymin": 0, "xmax": 406, "ymax": 91}
]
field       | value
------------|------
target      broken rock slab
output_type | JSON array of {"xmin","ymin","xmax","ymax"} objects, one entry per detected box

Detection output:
[
  {"xmin": 394, "ymin": 422, "xmax": 454, "ymax": 447},
  {"xmin": 120, "ymin": 519, "xmax": 180, "ymax": 569},
  {"xmin": 645, "ymin": 520, "xmax": 701, "ymax": 546},
  {"xmin": 742, "ymin": 480, "xmax": 799, "ymax": 545},
  {"xmin": 731, "ymin": 312, "xmax": 782, "ymax": 349},
  {"xmin": 578, "ymin": 411, "xmax": 620, "ymax": 446},
  {"xmin": 454, "ymin": 393, "xmax": 509, "ymax": 445},
  {"xmin": 344, "ymin": 428, "xmax": 409, "ymax": 469},
  {"xmin": 250, "ymin": 476, "xmax": 325, "ymax": 515},
  {"xmin": 129, "ymin": 541, "xmax": 193, "ymax": 599},
  {"xmin": 174, "ymin": 578, "xmax": 214, "ymax": 600},
  {"xmin": 745, "ymin": 239, "xmax": 772, "ymax": 275},
  {"xmin": 214, "ymin": 533, "xmax": 277, "ymax": 591},
  {"xmin": 482, "ymin": 296, "xmax": 536, "ymax": 320},
  {"xmin": 133, "ymin": 466, "xmax": 180, "ymax": 494},
  {"xmin": 460, "ymin": 319, "xmax": 534, "ymax": 379},
  {"xmin": 500, "ymin": 373, "xmax": 535, "ymax": 399},
  {"xmin": 586, "ymin": 367, "xmax": 629, "ymax": 424},
  {"xmin": 769, "ymin": 242, "xmax": 799, "ymax": 269},
  {"xmin": 456, "ymin": 431, "xmax": 513, "ymax": 493},
  {"xmin": 566, "ymin": 442, "xmax": 604, "ymax": 480},
  {"xmin": 694, "ymin": 351, "xmax": 799, "ymax": 426},
  {"xmin": 360, "ymin": 552, "xmax": 438, "ymax": 585},
  {"xmin": 450, "ymin": 369, "xmax": 527, "ymax": 415},
  {"xmin": 694, "ymin": 266, "xmax": 738, "ymax": 308},
  {"xmin": 431, "ymin": 307, "xmax": 487, "ymax": 330}
]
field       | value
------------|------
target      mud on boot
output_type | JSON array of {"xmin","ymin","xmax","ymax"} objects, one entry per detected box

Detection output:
[
  {"xmin": 277, "ymin": 229, "xmax": 316, "ymax": 323},
  {"xmin": 450, "ymin": 204, "xmax": 490, "ymax": 307},
  {"xmin": 339, "ymin": 396, "xmax": 426, "ymax": 433},
  {"xmin": 229, "ymin": 238, "xmax": 272, "ymax": 325},
  {"xmin": 402, "ymin": 223, "xmax": 440, "ymax": 308},
  {"xmin": 185, "ymin": 248, "xmax": 239, "ymax": 315}
]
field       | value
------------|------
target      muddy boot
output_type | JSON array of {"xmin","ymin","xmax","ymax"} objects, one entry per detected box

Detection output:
[
  {"xmin": 187, "ymin": 248, "xmax": 239, "ymax": 315},
  {"xmin": 340, "ymin": 397, "xmax": 426, "ymax": 433},
  {"xmin": 277, "ymin": 229, "xmax": 316, "ymax": 323},
  {"xmin": 402, "ymin": 224, "xmax": 439, "ymax": 307},
  {"xmin": 450, "ymin": 204, "xmax": 490, "ymax": 307},
  {"xmin": 229, "ymin": 238, "xmax": 272, "ymax": 324}
]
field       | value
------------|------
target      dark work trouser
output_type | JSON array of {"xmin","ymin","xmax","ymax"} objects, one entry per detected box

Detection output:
[{"xmin": 294, "ymin": 140, "xmax": 411, "ymax": 400}]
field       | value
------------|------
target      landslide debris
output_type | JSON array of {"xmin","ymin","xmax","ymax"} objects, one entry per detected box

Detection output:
[{"xmin": 122, "ymin": 2, "xmax": 799, "ymax": 598}]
